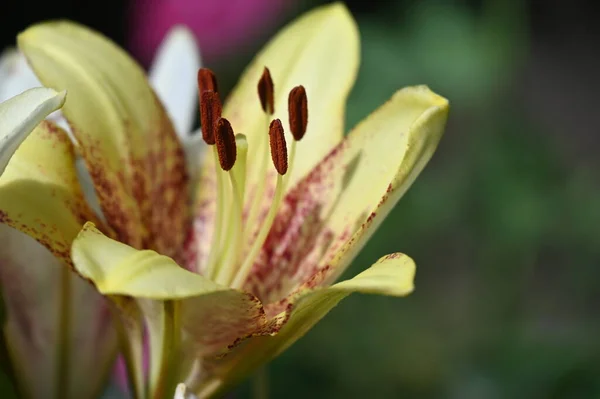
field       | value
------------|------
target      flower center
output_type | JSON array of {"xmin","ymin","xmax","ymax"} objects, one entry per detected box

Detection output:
[{"xmin": 197, "ymin": 67, "xmax": 308, "ymax": 288}]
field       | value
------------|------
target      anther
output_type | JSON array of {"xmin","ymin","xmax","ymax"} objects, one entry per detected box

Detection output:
[
  {"xmin": 269, "ymin": 119, "xmax": 288, "ymax": 175},
  {"xmin": 257, "ymin": 67, "xmax": 275, "ymax": 114},
  {"xmin": 197, "ymin": 68, "xmax": 219, "ymax": 94},
  {"xmin": 288, "ymin": 85, "xmax": 308, "ymax": 141},
  {"xmin": 215, "ymin": 118, "xmax": 237, "ymax": 171},
  {"xmin": 200, "ymin": 91, "xmax": 222, "ymax": 145}
]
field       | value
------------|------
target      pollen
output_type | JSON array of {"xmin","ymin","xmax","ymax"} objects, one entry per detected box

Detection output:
[
  {"xmin": 257, "ymin": 67, "xmax": 275, "ymax": 115},
  {"xmin": 269, "ymin": 118, "xmax": 288, "ymax": 175},
  {"xmin": 215, "ymin": 118, "xmax": 237, "ymax": 171},
  {"xmin": 197, "ymin": 68, "xmax": 219, "ymax": 94},
  {"xmin": 288, "ymin": 85, "xmax": 308, "ymax": 141},
  {"xmin": 200, "ymin": 91, "xmax": 222, "ymax": 145}
]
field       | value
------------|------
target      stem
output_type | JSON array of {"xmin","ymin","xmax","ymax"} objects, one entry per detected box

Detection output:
[
  {"xmin": 112, "ymin": 304, "xmax": 144, "ymax": 399},
  {"xmin": 252, "ymin": 367, "xmax": 269, "ymax": 399},
  {"xmin": 153, "ymin": 301, "xmax": 180, "ymax": 399},
  {"xmin": 56, "ymin": 265, "xmax": 71, "ymax": 399}
]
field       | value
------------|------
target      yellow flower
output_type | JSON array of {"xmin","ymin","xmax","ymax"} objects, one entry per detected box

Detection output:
[{"xmin": 2, "ymin": 3, "xmax": 448, "ymax": 398}]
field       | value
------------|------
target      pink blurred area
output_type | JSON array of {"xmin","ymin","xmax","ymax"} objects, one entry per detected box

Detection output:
[
  {"xmin": 128, "ymin": 0, "xmax": 293, "ymax": 65},
  {"xmin": 113, "ymin": 334, "xmax": 149, "ymax": 396}
]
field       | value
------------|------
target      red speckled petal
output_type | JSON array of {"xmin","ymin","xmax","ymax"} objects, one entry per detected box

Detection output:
[
  {"xmin": 243, "ymin": 86, "xmax": 449, "ymax": 304},
  {"xmin": 191, "ymin": 4, "xmax": 359, "ymax": 273},
  {"xmin": 196, "ymin": 252, "xmax": 415, "ymax": 397},
  {"xmin": 19, "ymin": 21, "xmax": 190, "ymax": 260},
  {"xmin": 70, "ymin": 224, "xmax": 281, "ymax": 396},
  {"xmin": 0, "ymin": 120, "xmax": 102, "ymax": 263},
  {"xmin": 0, "ymin": 121, "xmax": 116, "ymax": 397}
]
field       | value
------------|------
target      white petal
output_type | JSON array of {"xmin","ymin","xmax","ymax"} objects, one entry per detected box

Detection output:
[
  {"xmin": 0, "ymin": 87, "xmax": 66, "ymax": 175},
  {"xmin": 0, "ymin": 49, "xmax": 72, "ymax": 134},
  {"xmin": 0, "ymin": 48, "xmax": 40, "ymax": 102},
  {"xmin": 174, "ymin": 383, "xmax": 199, "ymax": 399},
  {"xmin": 183, "ymin": 129, "xmax": 206, "ymax": 190},
  {"xmin": 76, "ymin": 157, "xmax": 105, "ymax": 221},
  {"xmin": 149, "ymin": 26, "xmax": 201, "ymax": 139}
]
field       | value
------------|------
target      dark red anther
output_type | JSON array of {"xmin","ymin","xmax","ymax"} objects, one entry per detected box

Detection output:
[
  {"xmin": 257, "ymin": 67, "xmax": 275, "ymax": 114},
  {"xmin": 215, "ymin": 118, "xmax": 237, "ymax": 171},
  {"xmin": 198, "ymin": 68, "xmax": 219, "ymax": 94},
  {"xmin": 288, "ymin": 85, "xmax": 308, "ymax": 141},
  {"xmin": 200, "ymin": 91, "xmax": 222, "ymax": 145},
  {"xmin": 268, "ymin": 119, "xmax": 288, "ymax": 175}
]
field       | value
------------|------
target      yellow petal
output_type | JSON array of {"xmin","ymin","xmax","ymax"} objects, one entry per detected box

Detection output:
[
  {"xmin": 0, "ymin": 87, "xmax": 65, "ymax": 175},
  {"xmin": 18, "ymin": 21, "xmax": 189, "ymax": 258},
  {"xmin": 0, "ymin": 226, "xmax": 117, "ymax": 399},
  {"xmin": 244, "ymin": 86, "xmax": 448, "ymax": 303},
  {"xmin": 225, "ymin": 2, "xmax": 358, "ymax": 185},
  {"xmin": 192, "ymin": 3, "xmax": 359, "ymax": 270},
  {"xmin": 198, "ymin": 253, "xmax": 415, "ymax": 397},
  {"xmin": 71, "ymin": 224, "xmax": 276, "ymax": 392},
  {"xmin": 72, "ymin": 223, "xmax": 224, "ymax": 299},
  {"xmin": 0, "ymin": 120, "xmax": 100, "ymax": 263},
  {"xmin": 72, "ymin": 224, "xmax": 271, "ymax": 350}
]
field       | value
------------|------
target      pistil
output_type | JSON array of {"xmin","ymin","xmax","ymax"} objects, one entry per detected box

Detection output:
[{"xmin": 243, "ymin": 68, "xmax": 275, "ymax": 242}]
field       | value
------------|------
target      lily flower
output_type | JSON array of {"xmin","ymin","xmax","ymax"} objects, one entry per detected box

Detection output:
[
  {"xmin": 3, "ymin": 2, "xmax": 448, "ymax": 398},
  {"xmin": 0, "ymin": 27, "xmax": 201, "ymax": 398}
]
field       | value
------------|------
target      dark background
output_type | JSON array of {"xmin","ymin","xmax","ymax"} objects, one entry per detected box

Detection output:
[{"xmin": 2, "ymin": 0, "xmax": 600, "ymax": 397}]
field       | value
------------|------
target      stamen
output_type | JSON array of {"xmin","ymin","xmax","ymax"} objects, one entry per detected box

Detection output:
[
  {"xmin": 288, "ymin": 85, "xmax": 308, "ymax": 141},
  {"xmin": 283, "ymin": 86, "xmax": 308, "ymax": 190},
  {"xmin": 269, "ymin": 118, "xmax": 288, "ymax": 175},
  {"xmin": 200, "ymin": 91, "xmax": 221, "ymax": 145},
  {"xmin": 199, "ymin": 87, "xmax": 225, "ymax": 277},
  {"xmin": 199, "ymin": 92, "xmax": 224, "ymax": 278},
  {"xmin": 216, "ymin": 134, "xmax": 248, "ymax": 285},
  {"xmin": 215, "ymin": 118, "xmax": 237, "ymax": 171},
  {"xmin": 243, "ymin": 68, "xmax": 276, "ymax": 240},
  {"xmin": 210, "ymin": 119, "xmax": 239, "ymax": 282},
  {"xmin": 231, "ymin": 121, "xmax": 289, "ymax": 288},
  {"xmin": 197, "ymin": 68, "xmax": 219, "ymax": 94},
  {"xmin": 204, "ymin": 148, "xmax": 226, "ymax": 278},
  {"xmin": 257, "ymin": 67, "xmax": 275, "ymax": 115}
]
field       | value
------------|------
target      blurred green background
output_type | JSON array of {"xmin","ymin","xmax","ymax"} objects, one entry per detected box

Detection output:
[
  {"xmin": 2, "ymin": 0, "xmax": 600, "ymax": 397},
  {"xmin": 241, "ymin": 1, "xmax": 600, "ymax": 398}
]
